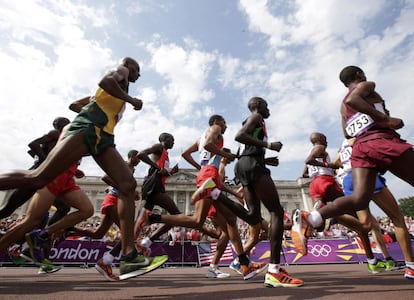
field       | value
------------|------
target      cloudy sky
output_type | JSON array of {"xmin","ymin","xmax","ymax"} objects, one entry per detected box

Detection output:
[{"xmin": 0, "ymin": 0, "xmax": 413, "ymax": 216}]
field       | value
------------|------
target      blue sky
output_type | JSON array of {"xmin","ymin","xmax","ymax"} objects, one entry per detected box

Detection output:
[{"xmin": 0, "ymin": 0, "xmax": 413, "ymax": 216}]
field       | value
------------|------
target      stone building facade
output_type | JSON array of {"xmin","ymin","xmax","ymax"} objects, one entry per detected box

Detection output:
[{"xmin": 0, "ymin": 169, "xmax": 313, "ymax": 222}]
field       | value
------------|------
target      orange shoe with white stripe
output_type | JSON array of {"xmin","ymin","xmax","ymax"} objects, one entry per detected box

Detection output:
[
  {"xmin": 291, "ymin": 209, "xmax": 313, "ymax": 255},
  {"xmin": 264, "ymin": 268, "xmax": 304, "ymax": 287},
  {"xmin": 240, "ymin": 261, "xmax": 268, "ymax": 280},
  {"xmin": 405, "ymin": 266, "xmax": 414, "ymax": 280}
]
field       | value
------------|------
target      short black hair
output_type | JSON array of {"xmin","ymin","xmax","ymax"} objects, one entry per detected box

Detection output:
[
  {"xmin": 159, "ymin": 132, "xmax": 174, "ymax": 142},
  {"xmin": 52, "ymin": 117, "xmax": 70, "ymax": 131},
  {"xmin": 127, "ymin": 149, "xmax": 138, "ymax": 158},
  {"xmin": 339, "ymin": 66, "xmax": 364, "ymax": 87},
  {"xmin": 248, "ymin": 97, "xmax": 266, "ymax": 111},
  {"xmin": 208, "ymin": 115, "xmax": 224, "ymax": 126}
]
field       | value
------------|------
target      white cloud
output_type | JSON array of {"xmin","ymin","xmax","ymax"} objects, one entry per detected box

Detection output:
[{"xmin": 145, "ymin": 40, "xmax": 216, "ymax": 118}]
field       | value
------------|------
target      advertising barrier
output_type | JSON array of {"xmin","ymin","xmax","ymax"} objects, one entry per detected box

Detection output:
[{"xmin": 1, "ymin": 238, "xmax": 412, "ymax": 267}]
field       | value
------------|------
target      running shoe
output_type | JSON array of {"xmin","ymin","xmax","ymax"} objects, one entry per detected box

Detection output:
[
  {"xmin": 191, "ymin": 178, "xmax": 216, "ymax": 205},
  {"xmin": 24, "ymin": 229, "xmax": 49, "ymax": 264},
  {"xmin": 205, "ymin": 266, "xmax": 230, "ymax": 278},
  {"xmin": 7, "ymin": 244, "xmax": 25, "ymax": 266},
  {"xmin": 384, "ymin": 259, "xmax": 396, "ymax": 271},
  {"xmin": 404, "ymin": 266, "xmax": 414, "ymax": 280},
  {"xmin": 95, "ymin": 258, "xmax": 119, "ymax": 281},
  {"xmin": 240, "ymin": 261, "xmax": 268, "ymax": 280},
  {"xmin": 134, "ymin": 208, "xmax": 152, "ymax": 238},
  {"xmin": 38, "ymin": 259, "xmax": 62, "ymax": 274},
  {"xmin": 264, "ymin": 269, "xmax": 304, "ymax": 288},
  {"xmin": 290, "ymin": 209, "xmax": 312, "ymax": 255},
  {"xmin": 368, "ymin": 260, "xmax": 387, "ymax": 274},
  {"xmin": 119, "ymin": 254, "xmax": 151, "ymax": 276},
  {"xmin": 393, "ymin": 261, "xmax": 406, "ymax": 270},
  {"xmin": 384, "ymin": 258, "xmax": 405, "ymax": 270},
  {"xmin": 135, "ymin": 240, "xmax": 152, "ymax": 257},
  {"xmin": 229, "ymin": 259, "xmax": 242, "ymax": 275}
]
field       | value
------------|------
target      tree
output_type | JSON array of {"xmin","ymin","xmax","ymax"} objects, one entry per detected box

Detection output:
[{"xmin": 398, "ymin": 196, "xmax": 414, "ymax": 218}]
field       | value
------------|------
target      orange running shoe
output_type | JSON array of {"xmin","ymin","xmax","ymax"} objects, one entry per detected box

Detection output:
[
  {"xmin": 405, "ymin": 266, "xmax": 414, "ymax": 280},
  {"xmin": 291, "ymin": 209, "xmax": 313, "ymax": 255},
  {"xmin": 240, "ymin": 261, "xmax": 268, "ymax": 280},
  {"xmin": 95, "ymin": 258, "xmax": 119, "ymax": 281},
  {"xmin": 264, "ymin": 268, "xmax": 304, "ymax": 287}
]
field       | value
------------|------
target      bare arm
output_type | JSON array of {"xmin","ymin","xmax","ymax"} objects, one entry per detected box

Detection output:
[
  {"xmin": 265, "ymin": 156, "xmax": 279, "ymax": 166},
  {"xmin": 204, "ymin": 125, "xmax": 237, "ymax": 162},
  {"xmin": 331, "ymin": 153, "xmax": 343, "ymax": 169},
  {"xmin": 346, "ymin": 82, "xmax": 403, "ymax": 130},
  {"xmin": 340, "ymin": 103, "xmax": 352, "ymax": 139},
  {"xmin": 28, "ymin": 130, "xmax": 59, "ymax": 161},
  {"xmin": 235, "ymin": 112, "xmax": 282, "ymax": 151},
  {"xmin": 69, "ymin": 96, "xmax": 92, "ymax": 113},
  {"xmin": 181, "ymin": 141, "xmax": 201, "ymax": 171},
  {"xmin": 305, "ymin": 145, "xmax": 338, "ymax": 169},
  {"xmin": 302, "ymin": 164, "xmax": 309, "ymax": 178},
  {"xmin": 98, "ymin": 66, "xmax": 142, "ymax": 111},
  {"xmin": 137, "ymin": 144, "xmax": 163, "ymax": 171}
]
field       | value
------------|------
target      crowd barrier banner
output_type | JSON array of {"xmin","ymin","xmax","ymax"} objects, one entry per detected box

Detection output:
[{"xmin": 0, "ymin": 238, "xmax": 412, "ymax": 266}]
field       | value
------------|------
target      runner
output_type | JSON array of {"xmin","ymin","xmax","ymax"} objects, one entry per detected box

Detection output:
[
  {"xmin": 144, "ymin": 115, "xmax": 268, "ymax": 280},
  {"xmin": 0, "ymin": 57, "xmax": 156, "ymax": 278},
  {"xmin": 291, "ymin": 66, "xmax": 414, "ymax": 279}
]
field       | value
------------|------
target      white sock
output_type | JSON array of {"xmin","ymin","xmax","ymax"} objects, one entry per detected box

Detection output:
[
  {"xmin": 210, "ymin": 263, "xmax": 218, "ymax": 269},
  {"xmin": 308, "ymin": 211, "xmax": 323, "ymax": 227},
  {"xmin": 140, "ymin": 237, "xmax": 152, "ymax": 248},
  {"xmin": 367, "ymin": 258, "xmax": 377, "ymax": 265},
  {"xmin": 211, "ymin": 188, "xmax": 221, "ymax": 200},
  {"xmin": 103, "ymin": 252, "xmax": 114, "ymax": 265},
  {"xmin": 268, "ymin": 263, "xmax": 279, "ymax": 273},
  {"xmin": 405, "ymin": 261, "xmax": 414, "ymax": 269}
]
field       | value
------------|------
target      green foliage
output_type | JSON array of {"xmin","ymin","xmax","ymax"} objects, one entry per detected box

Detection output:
[{"xmin": 398, "ymin": 196, "xmax": 414, "ymax": 218}]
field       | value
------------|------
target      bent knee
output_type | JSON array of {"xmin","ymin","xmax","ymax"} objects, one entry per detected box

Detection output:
[
  {"xmin": 360, "ymin": 221, "xmax": 372, "ymax": 233},
  {"xmin": 117, "ymin": 179, "xmax": 137, "ymax": 197},
  {"xmin": 80, "ymin": 205, "xmax": 94, "ymax": 219}
]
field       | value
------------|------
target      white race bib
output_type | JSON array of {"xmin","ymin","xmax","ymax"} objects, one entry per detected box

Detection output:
[
  {"xmin": 199, "ymin": 149, "xmax": 210, "ymax": 162},
  {"xmin": 345, "ymin": 112, "xmax": 375, "ymax": 137}
]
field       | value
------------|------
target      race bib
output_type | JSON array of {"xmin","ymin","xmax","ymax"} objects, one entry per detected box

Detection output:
[
  {"xmin": 199, "ymin": 149, "xmax": 211, "ymax": 164},
  {"xmin": 339, "ymin": 146, "xmax": 352, "ymax": 163},
  {"xmin": 345, "ymin": 112, "xmax": 375, "ymax": 137},
  {"xmin": 308, "ymin": 165, "xmax": 319, "ymax": 178}
]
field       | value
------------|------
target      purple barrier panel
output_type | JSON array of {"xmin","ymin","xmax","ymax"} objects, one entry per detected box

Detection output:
[
  {"xmin": 345, "ymin": 237, "xmax": 408, "ymax": 263},
  {"xmin": 50, "ymin": 240, "xmax": 117, "ymax": 263},
  {"xmin": 250, "ymin": 239, "xmax": 362, "ymax": 264},
  {"xmin": 383, "ymin": 241, "xmax": 406, "ymax": 261},
  {"xmin": 250, "ymin": 239, "xmax": 414, "ymax": 264},
  {"xmin": 0, "ymin": 240, "xmax": 199, "ymax": 265},
  {"xmin": 1, "ymin": 239, "xmax": 412, "ymax": 265},
  {"xmin": 149, "ymin": 241, "xmax": 198, "ymax": 264}
]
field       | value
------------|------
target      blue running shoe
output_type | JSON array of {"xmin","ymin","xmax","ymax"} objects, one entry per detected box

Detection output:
[
  {"xmin": 25, "ymin": 229, "xmax": 49, "ymax": 264},
  {"xmin": 229, "ymin": 258, "xmax": 242, "ymax": 275}
]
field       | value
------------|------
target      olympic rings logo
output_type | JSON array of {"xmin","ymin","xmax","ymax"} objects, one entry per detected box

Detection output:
[{"xmin": 307, "ymin": 244, "xmax": 332, "ymax": 257}]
